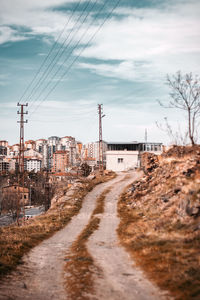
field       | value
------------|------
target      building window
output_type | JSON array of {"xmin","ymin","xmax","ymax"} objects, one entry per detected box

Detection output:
[{"xmin": 118, "ymin": 158, "xmax": 123, "ymax": 163}]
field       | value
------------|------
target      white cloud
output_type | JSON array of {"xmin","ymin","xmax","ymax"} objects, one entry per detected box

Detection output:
[
  {"xmin": 77, "ymin": 1, "xmax": 200, "ymax": 81},
  {"xmin": 0, "ymin": 0, "xmax": 85, "ymax": 44},
  {"xmin": 0, "ymin": 26, "xmax": 28, "ymax": 44},
  {"xmin": 0, "ymin": 0, "xmax": 101, "ymax": 44}
]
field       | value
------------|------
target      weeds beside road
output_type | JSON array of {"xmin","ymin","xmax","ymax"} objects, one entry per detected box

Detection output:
[{"xmin": 0, "ymin": 174, "xmax": 115, "ymax": 278}]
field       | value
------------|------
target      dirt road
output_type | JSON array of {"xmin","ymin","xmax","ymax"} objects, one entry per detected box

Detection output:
[{"xmin": 0, "ymin": 172, "xmax": 169, "ymax": 300}]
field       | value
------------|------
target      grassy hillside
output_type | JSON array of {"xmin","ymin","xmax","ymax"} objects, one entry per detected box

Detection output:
[{"xmin": 118, "ymin": 146, "xmax": 200, "ymax": 300}]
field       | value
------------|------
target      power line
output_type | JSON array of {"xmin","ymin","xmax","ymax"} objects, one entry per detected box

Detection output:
[
  {"xmin": 29, "ymin": 0, "xmax": 101, "ymax": 112},
  {"xmin": 28, "ymin": 0, "xmax": 95, "ymax": 109},
  {"xmin": 28, "ymin": 0, "xmax": 105, "ymax": 115},
  {"xmin": 19, "ymin": 0, "xmax": 82, "ymax": 105},
  {"xmin": 29, "ymin": 0, "xmax": 121, "ymax": 118}
]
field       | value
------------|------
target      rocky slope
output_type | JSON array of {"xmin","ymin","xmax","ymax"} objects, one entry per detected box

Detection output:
[{"xmin": 118, "ymin": 146, "xmax": 200, "ymax": 300}]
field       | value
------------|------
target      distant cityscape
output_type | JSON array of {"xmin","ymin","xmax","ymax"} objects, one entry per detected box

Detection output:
[{"xmin": 0, "ymin": 136, "xmax": 162, "ymax": 174}]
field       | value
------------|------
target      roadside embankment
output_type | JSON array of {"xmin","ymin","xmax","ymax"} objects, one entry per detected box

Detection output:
[
  {"xmin": 118, "ymin": 146, "xmax": 200, "ymax": 300},
  {"xmin": 0, "ymin": 173, "xmax": 115, "ymax": 278}
]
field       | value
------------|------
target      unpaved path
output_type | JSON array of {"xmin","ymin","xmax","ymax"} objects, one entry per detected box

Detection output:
[
  {"xmin": 0, "ymin": 172, "xmax": 169, "ymax": 300},
  {"xmin": 88, "ymin": 172, "xmax": 169, "ymax": 300},
  {"xmin": 0, "ymin": 176, "xmax": 119, "ymax": 300}
]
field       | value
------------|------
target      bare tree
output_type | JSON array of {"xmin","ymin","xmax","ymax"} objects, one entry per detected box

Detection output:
[
  {"xmin": 156, "ymin": 117, "xmax": 188, "ymax": 146},
  {"xmin": 1, "ymin": 191, "xmax": 18, "ymax": 221},
  {"xmin": 160, "ymin": 71, "xmax": 200, "ymax": 145}
]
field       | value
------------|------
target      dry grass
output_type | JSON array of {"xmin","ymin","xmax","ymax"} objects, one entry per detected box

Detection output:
[
  {"xmin": 65, "ymin": 188, "xmax": 111, "ymax": 300},
  {"xmin": 117, "ymin": 148, "xmax": 200, "ymax": 299},
  {"xmin": 0, "ymin": 174, "xmax": 115, "ymax": 278},
  {"xmin": 118, "ymin": 189, "xmax": 200, "ymax": 299}
]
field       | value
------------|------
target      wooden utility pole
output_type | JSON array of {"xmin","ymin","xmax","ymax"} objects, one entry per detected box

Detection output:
[
  {"xmin": 98, "ymin": 104, "xmax": 105, "ymax": 175},
  {"xmin": 45, "ymin": 170, "xmax": 50, "ymax": 211},
  {"xmin": 17, "ymin": 103, "xmax": 28, "ymax": 224}
]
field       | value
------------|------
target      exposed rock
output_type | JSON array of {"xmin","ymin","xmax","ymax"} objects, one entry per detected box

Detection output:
[
  {"xmin": 126, "ymin": 145, "xmax": 200, "ymax": 225},
  {"xmin": 161, "ymin": 195, "xmax": 169, "ymax": 203}
]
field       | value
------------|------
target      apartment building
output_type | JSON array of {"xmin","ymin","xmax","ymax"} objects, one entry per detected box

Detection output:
[
  {"xmin": 0, "ymin": 160, "xmax": 9, "ymax": 173},
  {"xmin": 0, "ymin": 140, "xmax": 8, "ymax": 147},
  {"xmin": 52, "ymin": 150, "xmax": 69, "ymax": 173},
  {"xmin": 25, "ymin": 140, "xmax": 36, "ymax": 150},
  {"xmin": 26, "ymin": 159, "xmax": 42, "ymax": 173},
  {"xmin": 82, "ymin": 141, "xmax": 107, "ymax": 165},
  {"xmin": 0, "ymin": 142, "xmax": 7, "ymax": 156},
  {"xmin": 1, "ymin": 136, "xmax": 80, "ymax": 173}
]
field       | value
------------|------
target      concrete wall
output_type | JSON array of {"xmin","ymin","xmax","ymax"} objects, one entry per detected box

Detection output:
[{"xmin": 106, "ymin": 151, "xmax": 140, "ymax": 172}]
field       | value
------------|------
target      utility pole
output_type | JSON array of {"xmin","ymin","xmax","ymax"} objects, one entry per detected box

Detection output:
[
  {"xmin": 45, "ymin": 170, "xmax": 50, "ymax": 211},
  {"xmin": 17, "ymin": 103, "xmax": 28, "ymax": 224},
  {"xmin": 98, "ymin": 104, "xmax": 105, "ymax": 175}
]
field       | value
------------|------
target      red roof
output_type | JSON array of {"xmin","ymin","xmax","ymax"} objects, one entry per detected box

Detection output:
[
  {"xmin": 51, "ymin": 172, "xmax": 77, "ymax": 177},
  {"xmin": 25, "ymin": 140, "xmax": 35, "ymax": 144},
  {"xmin": 36, "ymin": 139, "xmax": 47, "ymax": 141},
  {"xmin": 54, "ymin": 150, "xmax": 69, "ymax": 154}
]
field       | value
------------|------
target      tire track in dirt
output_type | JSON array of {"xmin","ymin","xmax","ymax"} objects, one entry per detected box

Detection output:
[
  {"xmin": 64, "ymin": 187, "xmax": 111, "ymax": 300},
  {"xmin": 0, "ymin": 175, "xmax": 121, "ymax": 300},
  {"xmin": 87, "ymin": 171, "xmax": 170, "ymax": 300}
]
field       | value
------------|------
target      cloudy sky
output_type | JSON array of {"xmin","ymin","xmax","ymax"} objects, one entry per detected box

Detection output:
[{"xmin": 0, "ymin": 0, "xmax": 200, "ymax": 145}]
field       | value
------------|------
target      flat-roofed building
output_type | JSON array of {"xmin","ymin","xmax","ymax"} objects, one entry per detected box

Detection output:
[{"xmin": 106, "ymin": 142, "xmax": 162, "ymax": 172}]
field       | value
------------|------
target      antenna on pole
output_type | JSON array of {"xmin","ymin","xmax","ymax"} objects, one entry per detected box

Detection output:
[
  {"xmin": 98, "ymin": 104, "xmax": 105, "ymax": 175},
  {"xmin": 145, "ymin": 128, "xmax": 147, "ymax": 151},
  {"xmin": 17, "ymin": 103, "xmax": 28, "ymax": 225}
]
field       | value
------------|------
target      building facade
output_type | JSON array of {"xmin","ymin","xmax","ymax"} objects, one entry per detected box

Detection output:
[
  {"xmin": 106, "ymin": 142, "xmax": 162, "ymax": 172},
  {"xmin": 82, "ymin": 141, "xmax": 107, "ymax": 166},
  {"xmin": 52, "ymin": 150, "xmax": 70, "ymax": 173},
  {"xmin": 26, "ymin": 159, "xmax": 42, "ymax": 173}
]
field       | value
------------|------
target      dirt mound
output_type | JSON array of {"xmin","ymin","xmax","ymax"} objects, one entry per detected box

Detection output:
[
  {"xmin": 162, "ymin": 144, "xmax": 200, "ymax": 158},
  {"xmin": 141, "ymin": 152, "xmax": 159, "ymax": 174}
]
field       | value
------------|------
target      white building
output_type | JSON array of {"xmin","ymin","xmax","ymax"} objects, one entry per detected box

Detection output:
[
  {"xmin": 26, "ymin": 159, "xmax": 42, "ymax": 173},
  {"xmin": 35, "ymin": 139, "xmax": 48, "ymax": 169},
  {"xmin": 106, "ymin": 142, "xmax": 162, "ymax": 172}
]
